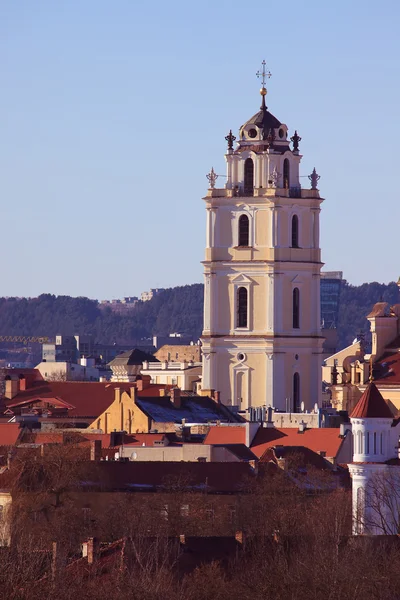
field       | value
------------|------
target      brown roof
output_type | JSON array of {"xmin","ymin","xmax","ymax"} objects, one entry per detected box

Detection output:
[
  {"xmin": 373, "ymin": 351, "xmax": 400, "ymax": 386},
  {"xmin": 350, "ymin": 382, "xmax": 394, "ymax": 419},
  {"xmin": 367, "ymin": 302, "xmax": 389, "ymax": 318},
  {"xmin": 203, "ymin": 426, "xmax": 246, "ymax": 446},
  {"xmin": 76, "ymin": 461, "xmax": 254, "ymax": 494},
  {"xmin": 0, "ymin": 423, "xmax": 22, "ymax": 446},
  {"xmin": 250, "ymin": 427, "xmax": 345, "ymax": 460},
  {"xmin": 4, "ymin": 381, "xmax": 135, "ymax": 418}
]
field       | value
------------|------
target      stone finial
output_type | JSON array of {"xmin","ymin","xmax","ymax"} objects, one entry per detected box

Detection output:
[
  {"xmin": 206, "ymin": 167, "xmax": 218, "ymax": 189},
  {"xmin": 270, "ymin": 166, "xmax": 281, "ymax": 189},
  {"xmin": 308, "ymin": 167, "xmax": 320, "ymax": 190},
  {"xmin": 290, "ymin": 130, "xmax": 301, "ymax": 152},
  {"xmin": 225, "ymin": 129, "xmax": 236, "ymax": 151}
]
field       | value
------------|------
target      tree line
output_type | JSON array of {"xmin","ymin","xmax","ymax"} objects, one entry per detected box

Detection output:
[{"xmin": 0, "ymin": 280, "xmax": 397, "ymax": 349}]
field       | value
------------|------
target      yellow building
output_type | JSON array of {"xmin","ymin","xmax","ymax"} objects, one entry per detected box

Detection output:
[
  {"xmin": 201, "ymin": 63, "xmax": 324, "ymax": 412},
  {"xmin": 323, "ymin": 302, "xmax": 400, "ymax": 415}
]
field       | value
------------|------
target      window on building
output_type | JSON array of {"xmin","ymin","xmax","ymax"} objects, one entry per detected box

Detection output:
[
  {"xmin": 205, "ymin": 507, "xmax": 215, "ymax": 522},
  {"xmin": 293, "ymin": 372, "xmax": 300, "ymax": 412},
  {"xmin": 365, "ymin": 432, "xmax": 370, "ymax": 454},
  {"xmin": 244, "ymin": 158, "xmax": 254, "ymax": 195},
  {"xmin": 373, "ymin": 432, "xmax": 377, "ymax": 454},
  {"xmin": 237, "ymin": 287, "xmax": 248, "ymax": 328},
  {"xmin": 161, "ymin": 504, "xmax": 168, "ymax": 521},
  {"xmin": 238, "ymin": 214, "xmax": 249, "ymax": 247},
  {"xmin": 291, "ymin": 215, "xmax": 299, "ymax": 248},
  {"xmin": 283, "ymin": 158, "xmax": 290, "ymax": 188},
  {"xmin": 293, "ymin": 288, "xmax": 300, "ymax": 329},
  {"xmin": 180, "ymin": 504, "xmax": 189, "ymax": 518},
  {"xmin": 82, "ymin": 507, "xmax": 91, "ymax": 525}
]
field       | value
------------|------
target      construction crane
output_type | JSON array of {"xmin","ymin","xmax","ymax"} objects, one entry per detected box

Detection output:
[{"xmin": 0, "ymin": 336, "xmax": 49, "ymax": 344}]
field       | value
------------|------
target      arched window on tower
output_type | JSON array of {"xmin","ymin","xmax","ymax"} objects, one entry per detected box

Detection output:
[
  {"xmin": 238, "ymin": 215, "xmax": 249, "ymax": 247},
  {"xmin": 244, "ymin": 158, "xmax": 254, "ymax": 196},
  {"xmin": 283, "ymin": 158, "xmax": 290, "ymax": 189},
  {"xmin": 237, "ymin": 287, "xmax": 248, "ymax": 328},
  {"xmin": 293, "ymin": 288, "xmax": 300, "ymax": 329},
  {"xmin": 293, "ymin": 372, "xmax": 300, "ymax": 412},
  {"xmin": 291, "ymin": 215, "xmax": 299, "ymax": 248}
]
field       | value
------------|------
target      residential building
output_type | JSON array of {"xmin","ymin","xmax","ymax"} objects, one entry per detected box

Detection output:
[
  {"xmin": 323, "ymin": 301, "xmax": 400, "ymax": 414},
  {"xmin": 141, "ymin": 359, "xmax": 201, "ymax": 391},
  {"xmin": 152, "ymin": 333, "xmax": 193, "ymax": 349},
  {"xmin": 204, "ymin": 423, "xmax": 352, "ymax": 469},
  {"xmin": 201, "ymin": 70, "xmax": 323, "ymax": 411},
  {"xmin": 155, "ymin": 344, "xmax": 201, "ymax": 363},
  {"xmin": 35, "ymin": 357, "xmax": 99, "ymax": 381},
  {"xmin": 141, "ymin": 288, "xmax": 165, "ymax": 302},
  {"xmin": 108, "ymin": 348, "xmax": 159, "ymax": 382},
  {"xmin": 90, "ymin": 386, "xmax": 244, "ymax": 434}
]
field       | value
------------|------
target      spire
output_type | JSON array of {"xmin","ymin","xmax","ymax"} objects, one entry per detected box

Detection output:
[
  {"xmin": 350, "ymin": 382, "xmax": 393, "ymax": 419},
  {"xmin": 256, "ymin": 60, "xmax": 271, "ymax": 111}
]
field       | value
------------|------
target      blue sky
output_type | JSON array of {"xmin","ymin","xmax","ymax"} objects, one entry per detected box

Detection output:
[{"xmin": 1, "ymin": 0, "xmax": 399, "ymax": 299}]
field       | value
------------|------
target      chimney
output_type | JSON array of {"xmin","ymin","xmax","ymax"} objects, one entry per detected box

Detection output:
[
  {"xmin": 110, "ymin": 430, "xmax": 124, "ymax": 447},
  {"xmin": 235, "ymin": 531, "xmax": 245, "ymax": 545},
  {"xmin": 19, "ymin": 376, "xmax": 28, "ymax": 391},
  {"xmin": 90, "ymin": 439, "xmax": 102, "ymax": 461},
  {"xmin": 86, "ymin": 537, "xmax": 99, "ymax": 564},
  {"xmin": 51, "ymin": 541, "xmax": 66, "ymax": 580},
  {"xmin": 298, "ymin": 421, "xmax": 307, "ymax": 433},
  {"xmin": 4, "ymin": 378, "xmax": 19, "ymax": 400},
  {"xmin": 266, "ymin": 406, "xmax": 275, "ymax": 428},
  {"xmin": 171, "ymin": 387, "xmax": 181, "ymax": 409},
  {"xmin": 130, "ymin": 386, "xmax": 137, "ymax": 402}
]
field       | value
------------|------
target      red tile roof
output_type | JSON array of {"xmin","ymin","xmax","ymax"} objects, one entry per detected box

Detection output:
[
  {"xmin": 203, "ymin": 426, "xmax": 246, "ymax": 446},
  {"xmin": 350, "ymin": 382, "xmax": 394, "ymax": 419},
  {"xmin": 4, "ymin": 381, "xmax": 135, "ymax": 418},
  {"xmin": 250, "ymin": 427, "xmax": 345, "ymax": 460},
  {"xmin": 373, "ymin": 352, "xmax": 400, "ymax": 386},
  {"xmin": 19, "ymin": 431, "xmax": 165, "ymax": 449},
  {"xmin": 0, "ymin": 423, "xmax": 21, "ymax": 446}
]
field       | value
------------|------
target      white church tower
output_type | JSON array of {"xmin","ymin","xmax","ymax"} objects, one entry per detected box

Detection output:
[
  {"xmin": 201, "ymin": 61, "xmax": 324, "ymax": 412},
  {"xmin": 349, "ymin": 382, "xmax": 399, "ymax": 535}
]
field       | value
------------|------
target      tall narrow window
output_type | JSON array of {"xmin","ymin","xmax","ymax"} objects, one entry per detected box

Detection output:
[
  {"xmin": 293, "ymin": 288, "xmax": 300, "ymax": 329},
  {"xmin": 283, "ymin": 159, "xmax": 290, "ymax": 189},
  {"xmin": 293, "ymin": 373, "xmax": 300, "ymax": 412},
  {"xmin": 238, "ymin": 215, "xmax": 249, "ymax": 246},
  {"xmin": 291, "ymin": 215, "xmax": 299, "ymax": 248},
  {"xmin": 237, "ymin": 287, "xmax": 248, "ymax": 328},
  {"xmin": 244, "ymin": 158, "xmax": 254, "ymax": 195}
]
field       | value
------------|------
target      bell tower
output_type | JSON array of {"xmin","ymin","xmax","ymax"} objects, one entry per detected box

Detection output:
[{"xmin": 201, "ymin": 62, "xmax": 324, "ymax": 412}]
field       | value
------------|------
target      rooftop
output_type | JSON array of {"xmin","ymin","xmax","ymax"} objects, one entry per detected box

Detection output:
[{"xmin": 350, "ymin": 382, "xmax": 394, "ymax": 419}]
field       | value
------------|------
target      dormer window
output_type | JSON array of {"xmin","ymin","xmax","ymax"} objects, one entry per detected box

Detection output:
[{"xmin": 248, "ymin": 128, "xmax": 257, "ymax": 138}]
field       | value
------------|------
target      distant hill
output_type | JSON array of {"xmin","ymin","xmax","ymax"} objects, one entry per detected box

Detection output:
[
  {"xmin": 337, "ymin": 280, "xmax": 399, "ymax": 349},
  {"xmin": 0, "ymin": 281, "xmax": 397, "ymax": 350}
]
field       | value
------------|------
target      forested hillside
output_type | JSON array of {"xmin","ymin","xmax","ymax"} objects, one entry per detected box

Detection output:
[
  {"xmin": 0, "ymin": 280, "xmax": 397, "ymax": 349},
  {"xmin": 0, "ymin": 285, "xmax": 204, "ymax": 344},
  {"xmin": 337, "ymin": 280, "xmax": 399, "ymax": 349}
]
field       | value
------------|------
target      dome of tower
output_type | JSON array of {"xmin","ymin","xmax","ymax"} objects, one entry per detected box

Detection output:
[
  {"xmin": 350, "ymin": 382, "xmax": 393, "ymax": 419},
  {"xmin": 241, "ymin": 108, "xmax": 281, "ymax": 132}
]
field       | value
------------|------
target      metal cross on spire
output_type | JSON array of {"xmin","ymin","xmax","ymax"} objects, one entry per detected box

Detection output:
[{"xmin": 256, "ymin": 60, "xmax": 271, "ymax": 88}]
